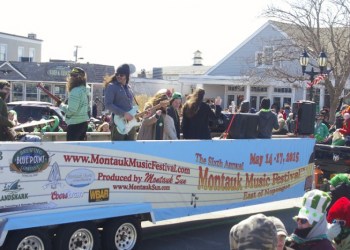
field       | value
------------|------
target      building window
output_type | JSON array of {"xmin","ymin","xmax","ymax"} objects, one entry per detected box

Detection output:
[
  {"xmin": 263, "ymin": 46, "xmax": 273, "ymax": 65},
  {"xmin": 54, "ymin": 84, "xmax": 66, "ymax": 101},
  {"xmin": 228, "ymin": 86, "xmax": 245, "ymax": 91},
  {"xmin": 39, "ymin": 84, "xmax": 51, "ymax": 103},
  {"xmin": 29, "ymin": 48, "xmax": 35, "ymax": 62},
  {"xmin": 273, "ymin": 51, "xmax": 282, "ymax": 68},
  {"xmin": 251, "ymin": 87, "xmax": 268, "ymax": 92},
  {"xmin": 255, "ymin": 52, "xmax": 263, "ymax": 66},
  {"xmin": 0, "ymin": 44, "xmax": 7, "ymax": 61},
  {"xmin": 274, "ymin": 87, "xmax": 292, "ymax": 93},
  {"xmin": 26, "ymin": 83, "xmax": 38, "ymax": 101},
  {"xmin": 12, "ymin": 83, "xmax": 23, "ymax": 101},
  {"xmin": 18, "ymin": 47, "xmax": 24, "ymax": 61}
]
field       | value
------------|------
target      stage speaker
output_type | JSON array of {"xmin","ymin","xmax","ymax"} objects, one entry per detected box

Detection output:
[
  {"xmin": 292, "ymin": 101, "xmax": 316, "ymax": 135},
  {"xmin": 228, "ymin": 113, "xmax": 259, "ymax": 139}
]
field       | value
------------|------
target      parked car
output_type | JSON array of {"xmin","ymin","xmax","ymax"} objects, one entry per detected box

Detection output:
[{"xmin": 7, "ymin": 101, "xmax": 67, "ymax": 131}]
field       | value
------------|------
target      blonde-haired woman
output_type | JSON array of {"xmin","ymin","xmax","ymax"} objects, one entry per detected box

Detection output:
[{"xmin": 137, "ymin": 92, "xmax": 177, "ymax": 140}]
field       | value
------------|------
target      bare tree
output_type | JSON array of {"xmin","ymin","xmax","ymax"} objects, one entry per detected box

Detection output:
[{"xmin": 261, "ymin": 0, "xmax": 350, "ymax": 122}]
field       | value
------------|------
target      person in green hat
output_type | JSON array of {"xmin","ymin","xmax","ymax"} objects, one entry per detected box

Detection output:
[
  {"xmin": 285, "ymin": 189, "xmax": 336, "ymax": 249},
  {"xmin": 167, "ymin": 92, "xmax": 182, "ymax": 139},
  {"xmin": 330, "ymin": 174, "xmax": 350, "ymax": 190}
]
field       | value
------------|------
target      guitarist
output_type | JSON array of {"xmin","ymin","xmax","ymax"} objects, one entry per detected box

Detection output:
[
  {"xmin": 104, "ymin": 64, "xmax": 137, "ymax": 141},
  {"xmin": 0, "ymin": 80, "xmax": 15, "ymax": 141},
  {"xmin": 57, "ymin": 67, "xmax": 89, "ymax": 141}
]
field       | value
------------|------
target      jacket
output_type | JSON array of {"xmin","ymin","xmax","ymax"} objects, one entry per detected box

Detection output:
[
  {"xmin": 137, "ymin": 113, "xmax": 177, "ymax": 140},
  {"xmin": 182, "ymin": 102, "xmax": 222, "ymax": 139},
  {"xmin": 286, "ymin": 217, "xmax": 335, "ymax": 250},
  {"xmin": 0, "ymin": 97, "xmax": 14, "ymax": 141},
  {"xmin": 167, "ymin": 105, "xmax": 181, "ymax": 139},
  {"xmin": 104, "ymin": 80, "xmax": 134, "ymax": 117},
  {"xmin": 60, "ymin": 85, "xmax": 89, "ymax": 125},
  {"xmin": 256, "ymin": 109, "xmax": 279, "ymax": 138}
]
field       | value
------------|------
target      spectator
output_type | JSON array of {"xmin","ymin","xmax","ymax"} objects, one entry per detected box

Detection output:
[
  {"xmin": 338, "ymin": 113, "xmax": 350, "ymax": 144},
  {"xmin": 238, "ymin": 100, "xmax": 250, "ymax": 113},
  {"xmin": 97, "ymin": 122, "xmax": 110, "ymax": 132},
  {"xmin": 321, "ymin": 109, "xmax": 331, "ymax": 129},
  {"xmin": 41, "ymin": 116, "xmax": 63, "ymax": 132},
  {"xmin": 229, "ymin": 213, "xmax": 277, "ymax": 250},
  {"xmin": 327, "ymin": 174, "xmax": 350, "ymax": 213},
  {"xmin": 0, "ymin": 80, "xmax": 15, "ymax": 141},
  {"xmin": 268, "ymin": 216, "xmax": 293, "ymax": 250},
  {"xmin": 256, "ymin": 98, "xmax": 279, "ymax": 138},
  {"xmin": 8, "ymin": 110, "xmax": 19, "ymax": 126},
  {"xmin": 314, "ymin": 113, "xmax": 329, "ymax": 144},
  {"xmin": 319, "ymin": 178, "xmax": 331, "ymax": 192},
  {"xmin": 273, "ymin": 118, "xmax": 288, "ymax": 135},
  {"xmin": 326, "ymin": 197, "xmax": 350, "ymax": 249},
  {"xmin": 167, "ymin": 92, "xmax": 182, "ymax": 139},
  {"xmin": 284, "ymin": 104, "xmax": 291, "ymax": 118},
  {"xmin": 285, "ymin": 189, "xmax": 334, "ymax": 249},
  {"xmin": 286, "ymin": 113, "xmax": 296, "ymax": 133}
]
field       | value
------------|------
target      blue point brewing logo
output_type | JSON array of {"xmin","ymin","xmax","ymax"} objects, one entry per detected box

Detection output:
[{"xmin": 10, "ymin": 147, "xmax": 50, "ymax": 173}]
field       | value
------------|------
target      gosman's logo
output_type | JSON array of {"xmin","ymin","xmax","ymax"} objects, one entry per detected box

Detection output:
[{"xmin": 10, "ymin": 147, "xmax": 50, "ymax": 173}]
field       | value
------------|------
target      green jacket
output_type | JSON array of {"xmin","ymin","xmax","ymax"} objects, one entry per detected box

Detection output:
[
  {"xmin": 41, "ymin": 116, "xmax": 63, "ymax": 132},
  {"xmin": 60, "ymin": 85, "xmax": 89, "ymax": 125},
  {"xmin": 314, "ymin": 122, "xmax": 329, "ymax": 143}
]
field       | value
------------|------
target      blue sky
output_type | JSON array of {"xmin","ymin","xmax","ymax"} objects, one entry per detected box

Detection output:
[{"xmin": 2, "ymin": 0, "xmax": 279, "ymax": 72}]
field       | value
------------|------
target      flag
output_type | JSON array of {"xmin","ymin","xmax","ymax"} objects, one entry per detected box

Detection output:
[{"xmin": 306, "ymin": 74, "xmax": 327, "ymax": 88}]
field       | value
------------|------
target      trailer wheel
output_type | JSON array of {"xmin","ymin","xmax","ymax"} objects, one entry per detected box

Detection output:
[
  {"xmin": 53, "ymin": 222, "xmax": 100, "ymax": 250},
  {"xmin": 3, "ymin": 228, "xmax": 52, "ymax": 250},
  {"xmin": 102, "ymin": 217, "xmax": 141, "ymax": 250}
]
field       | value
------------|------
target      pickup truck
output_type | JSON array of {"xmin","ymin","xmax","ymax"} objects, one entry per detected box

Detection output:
[{"xmin": 314, "ymin": 143, "xmax": 350, "ymax": 179}]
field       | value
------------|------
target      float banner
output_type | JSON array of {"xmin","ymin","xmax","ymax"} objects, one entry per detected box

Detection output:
[{"xmin": 0, "ymin": 138, "xmax": 314, "ymax": 221}]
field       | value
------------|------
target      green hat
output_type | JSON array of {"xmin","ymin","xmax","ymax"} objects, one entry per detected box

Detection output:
[
  {"xmin": 329, "ymin": 174, "xmax": 350, "ymax": 187},
  {"xmin": 294, "ymin": 189, "xmax": 331, "ymax": 225},
  {"xmin": 172, "ymin": 92, "xmax": 182, "ymax": 99}
]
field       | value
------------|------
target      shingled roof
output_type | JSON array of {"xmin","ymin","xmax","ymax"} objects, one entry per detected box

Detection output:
[{"xmin": 0, "ymin": 61, "xmax": 115, "ymax": 83}]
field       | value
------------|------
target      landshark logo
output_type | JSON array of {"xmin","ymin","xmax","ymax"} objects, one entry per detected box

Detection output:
[
  {"xmin": 1, "ymin": 179, "xmax": 28, "ymax": 201},
  {"xmin": 10, "ymin": 147, "xmax": 50, "ymax": 173},
  {"xmin": 3, "ymin": 179, "xmax": 23, "ymax": 193}
]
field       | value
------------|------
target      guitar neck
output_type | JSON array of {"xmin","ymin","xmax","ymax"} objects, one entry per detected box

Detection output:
[
  {"xmin": 135, "ymin": 102, "xmax": 168, "ymax": 119},
  {"xmin": 37, "ymin": 83, "xmax": 61, "ymax": 103}
]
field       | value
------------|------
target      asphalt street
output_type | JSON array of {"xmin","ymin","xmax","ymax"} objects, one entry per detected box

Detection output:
[{"xmin": 141, "ymin": 199, "xmax": 301, "ymax": 250}]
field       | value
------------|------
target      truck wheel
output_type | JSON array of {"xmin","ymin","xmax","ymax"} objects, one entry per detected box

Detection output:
[
  {"xmin": 102, "ymin": 217, "xmax": 141, "ymax": 250},
  {"xmin": 3, "ymin": 228, "xmax": 52, "ymax": 250},
  {"xmin": 54, "ymin": 222, "xmax": 100, "ymax": 250}
]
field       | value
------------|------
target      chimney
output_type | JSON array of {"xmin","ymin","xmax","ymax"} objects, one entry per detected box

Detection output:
[{"xmin": 28, "ymin": 33, "xmax": 37, "ymax": 39}]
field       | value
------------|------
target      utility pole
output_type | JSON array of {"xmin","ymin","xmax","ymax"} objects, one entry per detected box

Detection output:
[{"xmin": 74, "ymin": 45, "xmax": 81, "ymax": 62}]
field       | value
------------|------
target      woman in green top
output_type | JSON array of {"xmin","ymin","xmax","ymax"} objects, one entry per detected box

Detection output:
[
  {"xmin": 58, "ymin": 67, "xmax": 89, "ymax": 141},
  {"xmin": 314, "ymin": 113, "xmax": 329, "ymax": 143}
]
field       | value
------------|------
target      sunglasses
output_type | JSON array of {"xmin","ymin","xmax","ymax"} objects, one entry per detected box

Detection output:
[
  {"xmin": 333, "ymin": 219, "xmax": 346, "ymax": 226},
  {"xmin": 116, "ymin": 74, "xmax": 125, "ymax": 77},
  {"xmin": 296, "ymin": 218, "xmax": 309, "ymax": 224}
]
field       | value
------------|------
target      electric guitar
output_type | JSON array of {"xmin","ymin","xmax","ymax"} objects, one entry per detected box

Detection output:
[
  {"xmin": 36, "ymin": 82, "xmax": 62, "ymax": 103},
  {"xmin": 114, "ymin": 100, "xmax": 169, "ymax": 135}
]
